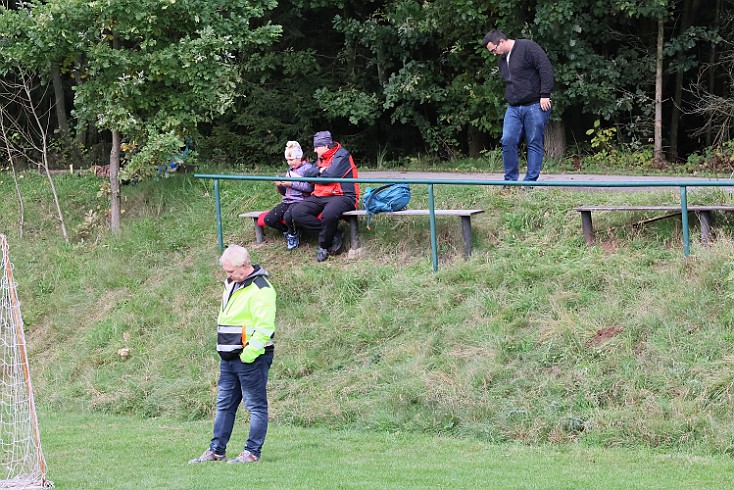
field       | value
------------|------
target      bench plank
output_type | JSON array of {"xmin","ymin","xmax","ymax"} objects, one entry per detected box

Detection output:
[
  {"xmin": 575, "ymin": 205, "xmax": 734, "ymax": 212},
  {"xmin": 573, "ymin": 205, "xmax": 734, "ymax": 245},
  {"xmin": 240, "ymin": 209, "xmax": 484, "ymax": 258},
  {"xmin": 343, "ymin": 209, "xmax": 484, "ymax": 217}
]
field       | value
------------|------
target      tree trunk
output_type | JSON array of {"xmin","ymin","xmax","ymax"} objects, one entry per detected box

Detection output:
[
  {"xmin": 51, "ymin": 62, "xmax": 68, "ymax": 137},
  {"xmin": 108, "ymin": 32, "xmax": 122, "ymax": 233},
  {"xmin": 73, "ymin": 56, "xmax": 88, "ymax": 146},
  {"xmin": 109, "ymin": 130, "xmax": 122, "ymax": 233},
  {"xmin": 706, "ymin": 0, "xmax": 722, "ymax": 147},
  {"xmin": 654, "ymin": 18, "xmax": 664, "ymax": 167},
  {"xmin": 467, "ymin": 126, "xmax": 489, "ymax": 158},
  {"xmin": 669, "ymin": 73, "xmax": 682, "ymax": 161},
  {"xmin": 668, "ymin": 0, "xmax": 701, "ymax": 161},
  {"xmin": 545, "ymin": 119, "xmax": 565, "ymax": 160}
]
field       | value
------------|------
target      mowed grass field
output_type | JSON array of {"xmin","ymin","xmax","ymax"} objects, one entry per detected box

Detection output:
[{"xmin": 41, "ymin": 410, "xmax": 734, "ymax": 489}]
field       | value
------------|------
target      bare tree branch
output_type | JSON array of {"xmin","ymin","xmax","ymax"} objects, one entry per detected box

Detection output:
[{"xmin": 0, "ymin": 68, "xmax": 68, "ymax": 242}]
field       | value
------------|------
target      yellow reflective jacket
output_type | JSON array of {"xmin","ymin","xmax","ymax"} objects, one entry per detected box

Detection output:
[{"xmin": 216, "ymin": 265, "xmax": 276, "ymax": 361}]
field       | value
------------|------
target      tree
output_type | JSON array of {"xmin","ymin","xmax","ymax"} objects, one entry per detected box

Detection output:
[
  {"xmin": 0, "ymin": 69, "xmax": 69, "ymax": 241},
  {"xmin": 2, "ymin": 0, "xmax": 281, "ymax": 232}
]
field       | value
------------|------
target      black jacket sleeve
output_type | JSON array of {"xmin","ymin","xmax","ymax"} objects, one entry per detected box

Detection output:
[{"xmin": 319, "ymin": 149, "xmax": 352, "ymax": 179}]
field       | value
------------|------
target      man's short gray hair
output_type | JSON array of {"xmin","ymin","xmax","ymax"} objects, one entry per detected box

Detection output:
[{"xmin": 219, "ymin": 244, "xmax": 251, "ymax": 267}]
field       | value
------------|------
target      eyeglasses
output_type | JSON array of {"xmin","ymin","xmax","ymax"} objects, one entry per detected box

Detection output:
[{"xmin": 487, "ymin": 40, "xmax": 502, "ymax": 55}]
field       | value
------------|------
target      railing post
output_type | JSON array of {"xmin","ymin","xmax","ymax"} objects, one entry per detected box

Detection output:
[
  {"xmin": 428, "ymin": 184, "xmax": 438, "ymax": 273},
  {"xmin": 680, "ymin": 186, "xmax": 690, "ymax": 257},
  {"xmin": 214, "ymin": 179, "xmax": 223, "ymax": 252}
]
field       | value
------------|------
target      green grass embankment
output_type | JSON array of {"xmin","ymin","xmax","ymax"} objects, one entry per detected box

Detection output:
[{"xmin": 2, "ymin": 170, "xmax": 734, "ymax": 454}]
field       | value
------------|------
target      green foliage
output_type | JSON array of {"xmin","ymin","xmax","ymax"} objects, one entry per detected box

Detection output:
[
  {"xmin": 2, "ymin": 0, "xmax": 730, "ymax": 167},
  {"xmin": 314, "ymin": 87, "xmax": 380, "ymax": 126},
  {"xmin": 124, "ymin": 130, "xmax": 195, "ymax": 179},
  {"xmin": 665, "ymin": 26, "xmax": 722, "ymax": 73},
  {"xmin": 0, "ymin": 0, "xmax": 281, "ymax": 175},
  {"xmin": 586, "ymin": 120, "xmax": 618, "ymax": 151},
  {"xmin": 685, "ymin": 140, "xmax": 734, "ymax": 176},
  {"xmin": 207, "ymin": 47, "xmax": 323, "ymax": 165}
]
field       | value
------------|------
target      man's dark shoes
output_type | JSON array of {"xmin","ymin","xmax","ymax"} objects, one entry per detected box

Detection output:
[
  {"xmin": 316, "ymin": 247, "xmax": 329, "ymax": 262},
  {"xmin": 328, "ymin": 230, "xmax": 344, "ymax": 254}
]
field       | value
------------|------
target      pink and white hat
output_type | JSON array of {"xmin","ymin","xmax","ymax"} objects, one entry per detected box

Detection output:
[{"xmin": 284, "ymin": 141, "xmax": 303, "ymax": 160}]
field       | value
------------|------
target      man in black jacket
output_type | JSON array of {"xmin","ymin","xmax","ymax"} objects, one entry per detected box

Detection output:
[
  {"xmin": 483, "ymin": 30, "xmax": 554, "ymax": 183},
  {"xmin": 291, "ymin": 130, "xmax": 359, "ymax": 262}
]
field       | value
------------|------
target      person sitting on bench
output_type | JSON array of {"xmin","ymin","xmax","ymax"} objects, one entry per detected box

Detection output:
[
  {"xmin": 263, "ymin": 141, "xmax": 314, "ymax": 251},
  {"xmin": 291, "ymin": 131, "xmax": 359, "ymax": 262}
]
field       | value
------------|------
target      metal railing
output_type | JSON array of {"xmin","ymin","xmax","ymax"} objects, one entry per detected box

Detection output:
[{"xmin": 195, "ymin": 173, "xmax": 734, "ymax": 272}]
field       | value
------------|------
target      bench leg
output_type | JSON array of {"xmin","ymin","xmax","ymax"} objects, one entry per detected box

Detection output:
[
  {"xmin": 348, "ymin": 215, "xmax": 361, "ymax": 250},
  {"xmin": 461, "ymin": 216, "xmax": 473, "ymax": 258},
  {"xmin": 252, "ymin": 218, "xmax": 265, "ymax": 244},
  {"xmin": 697, "ymin": 211, "xmax": 712, "ymax": 245},
  {"xmin": 580, "ymin": 211, "xmax": 594, "ymax": 245}
]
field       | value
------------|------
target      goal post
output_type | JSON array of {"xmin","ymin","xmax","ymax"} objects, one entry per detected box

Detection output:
[{"xmin": 0, "ymin": 235, "xmax": 52, "ymax": 489}]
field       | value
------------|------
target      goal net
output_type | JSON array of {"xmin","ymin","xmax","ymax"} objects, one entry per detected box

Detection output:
[{"xmin": 0, "ymin": 235, "xmax": 52, "ymax": 489}]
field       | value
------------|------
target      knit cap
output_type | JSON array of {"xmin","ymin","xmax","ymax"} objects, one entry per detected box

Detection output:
[
  {"xmin": 284, "ymin": 141, "xmax": 303, "ymax": 160},
  {"xmin": 313, "ymin": 131, "xmax": 333, "ymax": 148}
]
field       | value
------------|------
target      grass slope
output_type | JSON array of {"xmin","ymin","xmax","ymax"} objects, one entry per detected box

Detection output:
[{"xmin": 2, "ymin": 170, "xmax": 734, "ymax": 454}]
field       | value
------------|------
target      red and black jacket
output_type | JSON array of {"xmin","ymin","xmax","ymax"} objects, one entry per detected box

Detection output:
[{"xmin": 303, "ymin": 143, "xmax": 360, "ymax": 206}]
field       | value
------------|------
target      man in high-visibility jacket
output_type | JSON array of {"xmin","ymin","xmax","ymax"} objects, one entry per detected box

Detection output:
[{"xmin": 189, "ymin": 244, "xmax": 276, "ymax": 464}]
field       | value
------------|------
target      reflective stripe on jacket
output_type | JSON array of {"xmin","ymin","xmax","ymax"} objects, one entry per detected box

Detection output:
[{"xmin": 216, "ymin": 266, "xmax": 276, "ymax": 361}]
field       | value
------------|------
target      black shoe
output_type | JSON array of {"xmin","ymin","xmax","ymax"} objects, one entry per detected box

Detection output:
[
  {"xmin": 328, "ymin": 231, "xmax": 344, "ymax": 254},
  {"xmin": 316, "ymin": 247, "xmax": 329, "ymax": 262}
]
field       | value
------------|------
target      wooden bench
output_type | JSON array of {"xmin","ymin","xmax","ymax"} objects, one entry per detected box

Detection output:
[
  {"xmin": 574, "ymin": 205, "xmax": 734, "ymax": 245},
  {"xmin": 239, "ymin": 209, "xmax": 485, "ymax": 258}
]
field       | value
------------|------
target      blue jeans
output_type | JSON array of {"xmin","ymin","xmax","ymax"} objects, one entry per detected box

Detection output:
[
  {"xmin": 501, "ymin": 103, "xmax": 551, "ymax": 181},
  {"xmin": 209, "ymin": 350, "xmax": 273, "ymax": 458}
]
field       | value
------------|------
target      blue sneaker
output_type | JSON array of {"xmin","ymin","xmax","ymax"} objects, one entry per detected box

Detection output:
[{"xmin": 286, "ymin": 230, "xmax": 300, "ymax": 251}]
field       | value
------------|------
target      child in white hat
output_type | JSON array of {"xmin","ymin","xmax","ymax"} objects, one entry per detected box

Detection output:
[{"xmin": 262, "ymin": 141, "xmax": 315, "ymax": 250}]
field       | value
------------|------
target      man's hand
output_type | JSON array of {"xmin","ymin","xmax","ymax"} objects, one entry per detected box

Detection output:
[
  {"xmin": 240, "ymin": 340, "xmax": 265, "ymax": 363},
  {"xmin": 240, "ymin": 347, "xmax": 262, "ymax": 364},
  {"xmin": 540, "ymin": 98, "xmax": 552, "ymax": 111}
]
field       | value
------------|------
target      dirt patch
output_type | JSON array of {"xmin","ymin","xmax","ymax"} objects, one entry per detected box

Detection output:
[
  {"xmin": 585, "ymin": 326, "xmax": 624, "ymax": 348},
  {"xmin": 600, "ymin": 240, "xmax": 619, "ymax": 253}
]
